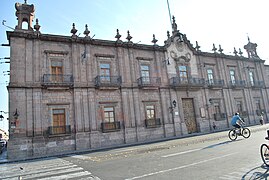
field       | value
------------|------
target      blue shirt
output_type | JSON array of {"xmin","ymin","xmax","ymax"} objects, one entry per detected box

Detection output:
[{"xmin": 231, "ymin": 115, "xmax": 241, "ymax": 125}]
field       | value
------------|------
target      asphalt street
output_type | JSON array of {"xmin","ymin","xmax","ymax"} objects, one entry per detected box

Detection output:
[{"xmin": 0, "ymin": 124, "xmax": 269, "ymax": 179}]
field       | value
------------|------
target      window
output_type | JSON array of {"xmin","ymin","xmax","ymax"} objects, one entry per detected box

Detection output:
[
  {"xmin": 52, "ymin": 109, "xmax": 66, "ymax": 134},
  {"xmin": 101, "ymin": 106, "xmax": 120, "ymax": 132},
  {"xmin": 145, "ymin": 105, "xmax": 161, "ymax": 127},
  {"xmin": 141, "ymin": 65, "xmax": 150, "ymax": 83},
  {"xmin": 179, "ymin": 65, "xmax": 188, "ymax": 82},
  {"xmin": 256, "ymin": 99, "xmax": 261, "ymax": 111},
  {"xmin": 146, "ymin": 105, "xmax": 155, "ymax": 119},
  {"xmin": 230, "ymin": 70, "xmax": 235, "ymax": 84},
  {"xmin": 249, "ymin": 71, "xmax": 254, "ymax": 86},
  {"xmin": 104, "ymin": 107, "xmax": 115, "ymax": 123},
  {"xmin": 100, "ymin": 63, "xmax": 111, "ymax": 82},
  {"xmin": 51, "ymin": 61, "xmax": 63, "ymax": 82},
  {"xmin": 213, "ymin": 103, "xmax": 221, "ymax": 115},
  {"xmin": 207, "ymin": 68, "xmax": 214, "ymax": 84},
  {"xmin": 236, "ymin": 101, "xmax": 243, "ymax": 112}
]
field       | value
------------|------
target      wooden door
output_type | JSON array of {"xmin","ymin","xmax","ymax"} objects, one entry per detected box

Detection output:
[
  {"xmin": 53, "ymin": 109, "xmax": 66, "ymax": 134},
  {"xmin": 182, "ymin": 98, "xmax": 197, "ymax": 134}
]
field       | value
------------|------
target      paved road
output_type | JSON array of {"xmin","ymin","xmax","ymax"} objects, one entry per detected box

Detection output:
[{"xmin": 0, "ymin": 125, "xmax": 269, "ymax": 179}]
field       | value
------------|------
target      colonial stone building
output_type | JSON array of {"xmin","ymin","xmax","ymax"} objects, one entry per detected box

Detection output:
[{"xmin": 6, "ymin": 1, "xmax": 269, "ymax": 160}]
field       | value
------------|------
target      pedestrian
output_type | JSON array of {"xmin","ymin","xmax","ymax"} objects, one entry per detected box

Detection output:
[
  {"xmin": 212, "ymin": 122, "xmax": 216, "ymax": 130},
  {"xmin": 260, "ymin": 112, "xmax": 264, "ymax": 125}
]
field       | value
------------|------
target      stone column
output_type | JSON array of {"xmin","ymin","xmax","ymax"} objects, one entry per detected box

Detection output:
[
  {"xmin": 74, "ymin": 89, "xmax": 83, "ymax": 132},
  {"xmin": 26, "ymin": 89, "xmax": 33, "ymax": 137},
  {"xmin": 33, "ymin": 90, "xmax": 42, "ymax": 136},
  {"xmin": 82, "ymin": 89, "xmax": 90, "ymax": 131}
]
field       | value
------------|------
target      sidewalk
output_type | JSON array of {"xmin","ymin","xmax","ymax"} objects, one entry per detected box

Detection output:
[{"xmin": 1, "ymin": 124, "xmax": 268, "ymax": 164}]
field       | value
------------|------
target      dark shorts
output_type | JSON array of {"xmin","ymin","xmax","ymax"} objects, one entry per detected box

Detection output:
[{"xmin": 232, "ymin": 124, "xmax": 241, "ymax": 129}]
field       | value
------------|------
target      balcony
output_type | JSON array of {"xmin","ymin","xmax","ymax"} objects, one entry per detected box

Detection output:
[
  {"xmin": 250, "ymin": 81, "xmax": 264, "ymax": 89},
  {"xmin": 101, "ymin": 121, "xmax": 121, "ymax": 133},
  {"xmin": 48, "ymin": 125, "xmax": 71, "ymax": 135},
  {"xmin": 95, "ymin": 76, "xmax": 122, "ymax": 89},
  {"xmin": 170, "ymin": 77, "xmax": 205, "ymax": 89},
  {"xmin": 137, "ymin": 77, "xmax": 161, "ymax": 88},
  {"xmin": 206, "ymin": 79, "xmax": 224, "ymax": 89},
  {"xmin": 229, "ymin": 80, "xmax": 246, "ymax": 89},
  {"xmin": 42, "ymin": 74, "xmax": 74, "ymax": 88},
  {"xmin": 213, "ymin": 113, "xmax": 227, "ymax": 121},
  {"xmin": 145, "ymin": 118, "xmax": 161, "ymax": 128}
]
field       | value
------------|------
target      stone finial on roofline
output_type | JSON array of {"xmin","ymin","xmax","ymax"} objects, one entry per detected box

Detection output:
[
  {"xmin": 212, "ymin": 43, "xmax": 217, "ymax": 53},
  {"xmin": 233, "ymin": 47, "xmax": 238, "ymax": 56},
  {"xmin": 151, "ymin": 34, "xmax": 158, "ymax": 45},
  {"xmin": 115, "ymin": 29, "xmax": 122, "ymax": 41},
  {"xmin": 218, "ymin": 44, "xmax": 223, "ymax": 54},
  {"xmin": 83, "ymin": 24, "xmax": 90, "ymax": 37},
  {"xmin": 70, "ymin": 23, "xmax": 77, "ymax": 37},
  {"xmin": 126, "ymin": 30, "xmax": 132, "ymax": 42},
  {"xmin": 238, "ymin": 48, "xmax": 243, "ymax": 56},
  {"xmin": 34, "ymin": 18, "xmax": 41, "ymax": 32},
  {"xmin": 195, "ymin": 41, "xmax": 200, "ymax": 51}
]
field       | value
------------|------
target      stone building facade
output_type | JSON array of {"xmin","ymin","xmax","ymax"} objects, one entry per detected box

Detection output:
[{"xmin": 6, "ymin": 1, "xmax": 269, "ymax": 160}]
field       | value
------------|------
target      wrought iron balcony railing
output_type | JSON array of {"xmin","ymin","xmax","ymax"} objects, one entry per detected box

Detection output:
[
  {"xmin": 42, "ymin": 74, "xmax": 74, "ymax": 87},
  {"xmin": 145, "ymin": 118, "xmax": 161, "ymax": 128},
  {"xmin": 137, "ymin": 77, "xmax": 161, "ymax": 87},
  {"xmin": 101, "ymin": 121, "xmax": 121, "ymax": 133},
  {"xmin": 229, "ymin": 80, "xmax": 246, "ymax": 89},
  {"xmin": 95, "ymin": 76, "xmax": 122, "ymax": 87},
  {"xmin": 206, "ymin": 79, "xmax": 224, "ymax": 88},
  {"xmin": 48, "ymin": 125, "xmax": 71, "ymax": 135},
  {"xmin": 250, "ymin": 81, "xmax": 265, "ymax": 88},
  {"xmin": 213, "ymin": 113, "xmax": 227, "ymax": 121},
  {"xmin": 170, "ymin": 77, "xmax": 205, "ymax": 88}
]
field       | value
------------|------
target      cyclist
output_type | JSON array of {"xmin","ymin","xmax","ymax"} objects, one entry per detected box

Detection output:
[{"xmin": 231, "ymin": 112, "xmax": 244, "ymax": 134}]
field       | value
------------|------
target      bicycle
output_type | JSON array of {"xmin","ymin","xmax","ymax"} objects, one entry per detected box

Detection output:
[
  {"xmin": 260, "ymin": 131, "xmax": 269, "ymax": 166},
  {"xmin": 228, "ymin": 124, "xmax": 251, "ymax": 141}
]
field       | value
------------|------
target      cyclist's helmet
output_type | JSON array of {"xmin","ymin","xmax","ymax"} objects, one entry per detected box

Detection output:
[{"xmin": 235, "ymin": 112, "xmax": 239, "ymax": 115}]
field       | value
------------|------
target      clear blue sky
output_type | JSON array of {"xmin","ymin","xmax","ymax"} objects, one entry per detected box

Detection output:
[{"xmin": 1, "ymin": 0, "xmax": 269, "ymax": 132}]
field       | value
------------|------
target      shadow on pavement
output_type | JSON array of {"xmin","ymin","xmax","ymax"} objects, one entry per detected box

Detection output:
[
  {"xmin": 203, "ymin": 139, "xmax": 242, "ymax": 149},
  {"xmin": 242, "ymin": 164, "xmax": 269, "ymax": 179}
]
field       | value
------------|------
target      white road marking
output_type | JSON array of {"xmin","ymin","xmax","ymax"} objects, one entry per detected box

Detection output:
[
  {"xmin": 38, "ymin": 171, "xmax": 94, "ymax": 180},
  {"xmin": 0, "ymin": 158, "xmax": 100, "ymax": 180},
  {"xmin": 125, "ymin": 153, "xmax": 237, "ymax": 180},
  {"xmin": 161, "ymin": 148, "xmax": 202, "ymax": 158}
]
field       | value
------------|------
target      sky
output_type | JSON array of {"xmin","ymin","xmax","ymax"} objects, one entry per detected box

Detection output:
[{"xmin": 0, "ymin": 0, "xmax": 269, "ymax": 132}]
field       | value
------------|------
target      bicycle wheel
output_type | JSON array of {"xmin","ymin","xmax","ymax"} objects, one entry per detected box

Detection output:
[
  {"xmin": 228, "ymin": 129, "xmax": 237, "ymax": 141},
  {"xmin": 260, "ymin": 144, "xmax": 269, "ymax": 166},
  {"xmin": 242, "ymin": 128, "xmax": 251, "ymax": 138}
]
